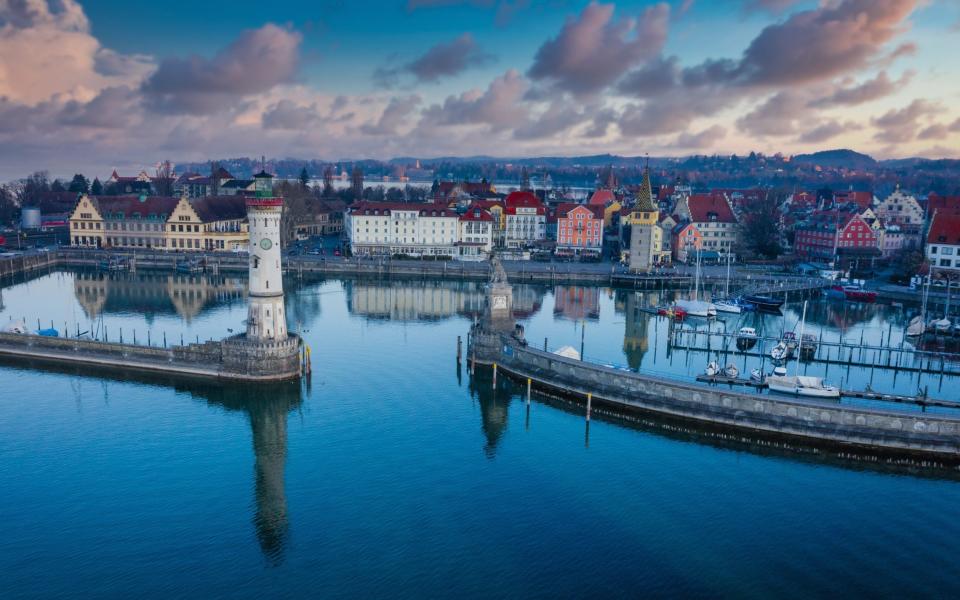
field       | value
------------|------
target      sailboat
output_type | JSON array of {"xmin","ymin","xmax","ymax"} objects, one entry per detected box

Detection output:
[
  {"xmin": 675, "ymin": 247, "xmax": 717, "ymax": 318},
  {"xmin": 907, "ymin": 276, "xmax": 931, "ymax": 337},
  {"xmin": 931, "ymin": 279, "xmax": 952, "ymax": 334},
  {"xmin": 765, "ymin": 301, "xmax": 840, "ymax": 399},
  {"xmin": 714, "ymin": 253, "xmax": 742, "ymax": 313}
]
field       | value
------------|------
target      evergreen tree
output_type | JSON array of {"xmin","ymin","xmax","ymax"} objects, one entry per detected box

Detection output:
[
  {"xmin": 50, "ymin": 179, "xmax": 65, "ymax": 193},
  {"xmin": 90, "ymin": 177, "xmax": 103, "ymax": 195},
  {"xmin": 68, "ymin": 173, "xmax": 89, "ymax": 194},
  {"xmin": 299, "ymin": 166, "xmax": 310, "ymax": 189}
]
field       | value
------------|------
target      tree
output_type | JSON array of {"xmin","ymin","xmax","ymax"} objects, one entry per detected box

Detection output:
[
  {"xmin": 0, "ymin": 185, "xmax": 17, "ymax": 226},
  {"xmin": 322, "ymin": 166, "xmax": 334, "ymax": 197},
  {"xmin": 90, "ymin": 177, "xmax": 103, "ymax": 195},
  {"xmin": 520, "ymin": 166, "xmax": 531, "ymax": 191},
  {"xmin": 299, "ymin": 166, "xmax": 310, "ymax": 189},
  {"xmin": 68, "ymin": 173, "xmax": 89, "ymax": 194},
  {"xmin": 351, "ymin": 166, "xmax": 364, "ymax": 201},
  {"xmin": 17, "ymin": 171, "xmax": 50, "ymax": 206},
  {"xmin": 385, "ymin": 187, "xmax": 405, "ymax": 203},
  {"xmin": 155, "ymin": 160, "xmax": 175, "ymax": 196},
  {"xmin": 738, "ymin": 189, "xmax": 784, "ymax": 259},
  {"xmin": 50, "ymin": 179, "xmax": 65, "ymax": 192},
  {"xmin": 276, "ymin": 180, "xmax": 311, "ymax": 244}
]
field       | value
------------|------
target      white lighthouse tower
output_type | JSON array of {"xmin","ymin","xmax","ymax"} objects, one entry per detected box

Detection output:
[{"xmin": 246, "ymin": 169, "xmax": 287, "ymax": 341}]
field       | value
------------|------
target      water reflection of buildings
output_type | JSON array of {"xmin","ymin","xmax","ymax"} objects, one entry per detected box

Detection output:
[
  {"xmin": 553, "ymin": 285, "xmax": 600, "ymax": 321},
  {"xmin": 616, "ymin": 290, "xmax": 664, "ymax": 370},
  {"xmin": 344, "ymin": 280, "xmax": 544, "ymax": 321},
  {"xmin": 73, "ymin": 271, "xmax": 246, "ymax": 321},
  {"xmin": 192, "ymin": 381, "xmax": 302, "ymax": 564}
]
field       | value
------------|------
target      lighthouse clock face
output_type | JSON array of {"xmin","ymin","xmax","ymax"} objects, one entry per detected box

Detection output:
[
  {"xmin": 493, "ymin": 295, "xmax": 507, "ymax": 309},
  {"xmin": 260, "ymin": 238, "xmax": 273, "ymax": 250}
]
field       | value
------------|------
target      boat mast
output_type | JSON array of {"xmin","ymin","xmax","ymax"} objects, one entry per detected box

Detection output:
[
  {"xmin": 795, "ymin": 300, "xmax": 807, "ymax": 378},
  {"xmin": 724, "ymin": 252, "xmax": 731, "ymax": 298}
]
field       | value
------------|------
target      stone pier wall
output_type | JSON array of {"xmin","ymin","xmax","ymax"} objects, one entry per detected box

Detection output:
[
  {"xmin": 0, "ymin": 331, "xmax": 301, "ymax": 382},
  {"xmin": 474, "ymin": 335, "xmax": 960, "ymax": 459}
]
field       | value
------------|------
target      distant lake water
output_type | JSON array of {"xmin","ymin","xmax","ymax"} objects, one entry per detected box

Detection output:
[{"xmin": 2, "ymin": 268, "xmax": 959, "ymax": 598}]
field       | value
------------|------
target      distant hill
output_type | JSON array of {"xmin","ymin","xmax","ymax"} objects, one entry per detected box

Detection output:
[{"xmin": 792, "ymin": 149, "xmax": 877, "ymax": 169}]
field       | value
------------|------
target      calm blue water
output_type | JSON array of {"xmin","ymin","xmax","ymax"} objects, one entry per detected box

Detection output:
[{"xmin": 2, "ymin": 268, "xmax": 960, "ymax": 598}]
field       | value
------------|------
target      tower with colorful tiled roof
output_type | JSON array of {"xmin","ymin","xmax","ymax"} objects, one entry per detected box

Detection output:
[
  {"xmin": 246, "ymin": 169, "xmax": 287, "ymax": 341},
  {"xmin": 628, "ymin": 164, "xmax": 662, "ymax": 272}
]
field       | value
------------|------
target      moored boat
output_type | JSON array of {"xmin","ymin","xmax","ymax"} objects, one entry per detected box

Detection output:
[
  {"xmin": 827, "ymin": 284, "xmax": 878, "ymax": 302},
  {"xmin": 736, "ymin": 327, "xmax": 758, "ymax": 350},
  {"xmin": 740, "ymin": 294, "xmax": 784, "ymax": 312},
  {"xmin": 713, "ymin": 299, "xmax": 742, "ymax": 314},
  {"xmin": 765, "ymin": 375, "xmax": 841, "ymax": 399},
  {"xmin": 906, "ymin": 315, "xmax": 925, "ymax": 337},
  {"xmin": 674, "ymin": 299, "xmax": 716, "ymax": 318}
]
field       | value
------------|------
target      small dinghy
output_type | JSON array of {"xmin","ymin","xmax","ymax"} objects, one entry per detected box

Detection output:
[
  {"xmin": 724, "ymin": 363, "xmax": 739, "ymax": 378},
  {"xmin": 705, "ymin": 361, "xmax": 720, "ymax": 377},
  {"xmin": 770, "ymin": 341, "xmax": 789, "ymax": 361},
  {"xmin": 2, "ymin": 319, "xmax": 28, "ymax": 334},
  {"xmin": 750, "ymin": 368, "xmax": 764, "ymax": 383}
]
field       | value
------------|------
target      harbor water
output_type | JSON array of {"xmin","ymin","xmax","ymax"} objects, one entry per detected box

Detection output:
[{"xmin": 2, "ymin": 268, "xmax": 960, "ymax": 598}]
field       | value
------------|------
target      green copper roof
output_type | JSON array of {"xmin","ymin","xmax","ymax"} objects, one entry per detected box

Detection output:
[{"xmin": 635, "ymin": 167, "xmax": 656, "ymax": 212}]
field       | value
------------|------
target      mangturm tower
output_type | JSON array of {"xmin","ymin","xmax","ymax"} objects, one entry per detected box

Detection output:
[
  {"xmin": 628, "ymin": 162, "xmax": 661, "ymax": 273},
  {"xmin": 246, "ymin": 169, "xmax": 287, "ymax": 341}
]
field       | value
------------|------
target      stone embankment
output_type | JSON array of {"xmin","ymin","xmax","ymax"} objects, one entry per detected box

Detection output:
[
  {"xmin": 0, "ymin": 331, "xmax": 302, "ymax": 382},
  {"xmin": 470, "ymin": 331, "xmax": 960, "ymax": 463}
]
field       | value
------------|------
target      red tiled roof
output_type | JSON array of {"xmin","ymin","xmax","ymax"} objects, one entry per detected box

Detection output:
[
  {"xmin": 469, "ymin": 199, "xmax": 504, "ymax": 211},
  {"xmin": 504, "ymin": 190, "xmax": 545, "ymax": 215},
  {"xmin": 349, "ymin": 201, "xmax": 458, "ymax": 218},
  {"xmin": 588, "ymin": 189, "xmax": 614, "ymax": 206},
  {"xmin": 927, "ymin": 193, "xmax": 960, "ymax": 215},
  {"xmin": 687, "ymin": 193, "xmax": 735, "ymax": 223},
  {"xmin": 928, "ymin": 212, "xmax": 960, "ymax": 246},
  {"xmin": 459, "ymin": 206, "xmax": 494, "ymax": 222},
  {"xmin": 834, "ymin": 190, "xmax": 873, "ymax": 209}
]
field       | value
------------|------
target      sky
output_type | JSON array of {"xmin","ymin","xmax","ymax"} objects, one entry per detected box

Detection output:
[{"xmin": 0, "ymin": 0, "xmax": 959, "ymax": 179}]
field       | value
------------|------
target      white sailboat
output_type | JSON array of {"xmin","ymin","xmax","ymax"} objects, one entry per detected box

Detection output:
[
  {"xmin": 675, "ymin": 247, "xmax": 717, "ymax": 318},
  {"xmin": 714, "ymin": 253, "xmax": 742, "ymax": 313},
  {"xmin": 764, "ymin": 301, "xmax": 840, "ymax": 399},
  {"xmin": 907, "ymin": 276, "xmax": 931, "ymax": 337}
]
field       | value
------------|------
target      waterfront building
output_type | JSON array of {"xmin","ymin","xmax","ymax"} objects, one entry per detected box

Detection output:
[
  {"xmin": 504, "ymin": 191, "xmax": 546, "ymax": 249},
  {"xmin": 875, "ymin": 185, "xmax": 924, "ymax": 248},
  {"xmin": 674, "ymin": 191, "xmax": 737, "ymax": 257},
  {"xmin": 245, "ymin": 170, "xmax": 286, "ymax": 341},
  {"xmin": 794, "ymin": 210, "xmax": 878, "ymax": 261},
  {"xmin": 346, "ymin": 201, "xmax": 459, "ymax": 257},
  {"xmin": 927, "ymin": 211, "xmax": 960, "ymax": 276},
  {"xmin": 628, "ymin": 166, "xmax": 661, "ymax": 272},
  {"xmin": 457, "ymin": 205, "xmax": 495, "ymax": 260},
  {"xmin": 68, "ymin": 194, "xmax": 248, "ymax": 251},
  {"xmin": 672, "ymin": 221, "xmax": 701, "ymax": 263},
  {"xmin": 657, "ymin": 213, "xmax": 677, "ymax": 264},
  {"xmin": 555, "ymin": 204, "xmax": 603, "ymax": 258}
]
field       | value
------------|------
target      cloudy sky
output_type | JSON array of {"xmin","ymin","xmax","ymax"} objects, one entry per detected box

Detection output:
[{"xmin": 0, "ymin": 0, "xmax": 958, "ymax": 179}]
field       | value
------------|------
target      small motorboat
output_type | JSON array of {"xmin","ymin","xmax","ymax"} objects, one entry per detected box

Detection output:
[
  {"xmin": 750, "ymin": 368, "xmax": 764, "ymax": 383},
  {"xmin": 713, "ymin": 299, "xmax": 742, "ymax": 314},
  {"xmin": 657, "ymin": 306, "xmax": 687, "ymax": 320},
  {"xmin": 827, "ymin": 284, "xmax": 878, "ymax": 303},
  {"xmin": 724, "ymin": 363, "xmax": 739, "ymax": 378},
  {"xmin": 36, "ymin": 327, "xmax": 59, "ymax": 337},
  {"xmin": 765, "ymin": 375, "xmax": 841, "ymax": 399},
  {"xmin": 2, "ymin": 319, "xmax": 28, "ymax": 334},
  {"xmin": 675, "ymin": 299, "xmax": 716, "ymax": 318},
  {"xmin": 736, "ymin": 327, "xmax": 758, "ymax": 350},
  {"xmin": 906, "ymin": 315, "xmax": 925, "ymax": 337},
  {"xmin": 799, "ymin": 333, "xmax": 817, "ymax": 360},
  {"xmin": 741, "ymin": 294, "xmax": 784, "ymax": 312},
  {"xmin": 705, "ymin": 361, "xmax": 720, "ymax": 377},
  {"xmin": 932, "ymin": 318, "xmax": 952, "ymax": 334},
  {"xmin": 782, "ymin": 332, "xmax": 799, "ymax": 353},
  {"xmin": 772, "ymin": 365, "xmax": 788, "ymax": 377},
  {"xmin": 770, "ymin": 341, "xmax": 789, "ymax": 361}
]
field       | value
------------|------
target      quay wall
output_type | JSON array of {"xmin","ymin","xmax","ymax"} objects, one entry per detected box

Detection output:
[
  {"xmin": 0, "ymin": 252, "xmax": 57, "ymax": 278},
  {"xmin": 0, "ymin": 331, "xmax": 301, "ymax": 382},
  {"xmin": 473, "ymin": 333, "xmax": 960, "ymax": 460}
]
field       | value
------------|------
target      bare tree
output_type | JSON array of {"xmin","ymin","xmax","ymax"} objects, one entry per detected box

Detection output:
[
  {"xmin": 155, "ymin": 160, "xmax": 175, "ymax": 196},
  {"xmin": 351, "ymin": 166, "xmax": 364, "ymax": 201},
  {"xmin": 322, "ymin": 166, "xmax": 334, "ymax": 198}
]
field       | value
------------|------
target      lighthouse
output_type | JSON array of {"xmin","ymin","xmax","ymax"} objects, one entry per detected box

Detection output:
[{"xmin": 246, "ymin": 169, "xmax": 287, "ymax": 341}]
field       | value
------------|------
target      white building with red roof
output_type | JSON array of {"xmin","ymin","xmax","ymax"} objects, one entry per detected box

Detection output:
[
  {"xmin": 927, "ymin": 211, "xmax": 960, "ymax": 276},
  {"xmin": 346, "ymin": 201, "xmax": 460, "ymax": 258},
  {"xmin": 675, "ymin": 192, "xmax": 738, "ymax": 257},
  {"xmin": 457, "ymin": 205, "xmax": 495, "ymax": 260},
  {"xmin": 504, "ymin": 191, "xmax": 546, "ymax": 249}
]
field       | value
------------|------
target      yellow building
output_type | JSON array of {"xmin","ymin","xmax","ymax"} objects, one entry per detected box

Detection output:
[{"xmin": 70, "ymin": 194, "xmax": 249, "ymax": 251}]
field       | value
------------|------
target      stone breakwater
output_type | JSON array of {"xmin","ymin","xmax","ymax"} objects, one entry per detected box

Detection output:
[
  {"xmin": 0, "ymin": 331, "xmax": 302, "ymax": 382},
  {"xmin": 470, "ymin": 331, "xmax": 960, "ymax": 462}
]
